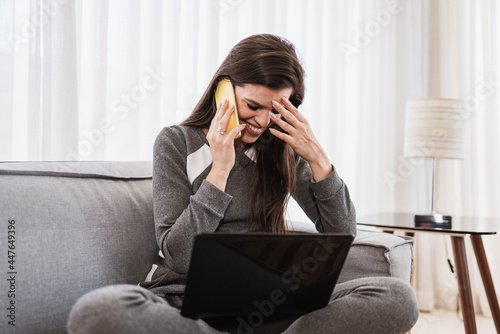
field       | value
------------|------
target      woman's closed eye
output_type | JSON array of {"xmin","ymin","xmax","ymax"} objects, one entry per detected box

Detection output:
[
  {"xmin": 246, "ymin": 103, "xmax": 279, "ymax": 115},
  {"xmin": 247, "ymin": 103, "xmax": 260, "ymax": 111}
]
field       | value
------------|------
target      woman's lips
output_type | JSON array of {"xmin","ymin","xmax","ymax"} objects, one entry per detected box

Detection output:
[{"xmin": 242, "ymin": 121, "xmax": 264, "ymax": 135}]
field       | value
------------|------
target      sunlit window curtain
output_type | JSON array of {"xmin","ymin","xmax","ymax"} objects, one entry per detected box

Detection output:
[
  {"xmin": 2, "ymin": 0, "xmax": 425, "ymax": 167},
  {"xmin": 1, "ymin": 0, "xmax": 499, "ymax": 317},
  {"xmin": 412, "ymin": 0, "xmax": 500, "ymax": 319},
  {"xmin": 1, "ymin": 0, "xmax": 79, "ymax": 160}
]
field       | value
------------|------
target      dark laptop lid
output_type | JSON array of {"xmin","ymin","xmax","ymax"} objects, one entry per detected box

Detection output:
[{"xmin": 181, "ymin": 232, "xmax": 354, "ymax": 320}]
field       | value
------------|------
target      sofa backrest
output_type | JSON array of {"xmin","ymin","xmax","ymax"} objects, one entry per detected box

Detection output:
[{"xmin": 0, "ymin": 161, "xmax": 157, "ymax": 334}]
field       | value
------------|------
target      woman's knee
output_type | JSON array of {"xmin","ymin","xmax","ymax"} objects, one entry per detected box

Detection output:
[
  {"xmin": 67, "ymin": 284, "xmax": 155, "ymax": 334},
  {"xmin": 337, "ymin": 277, "xmax": 419, "ymax": 332},
  {"xmin": 384, "ymin": 278, "xmax": 420, "ymax": 331}
]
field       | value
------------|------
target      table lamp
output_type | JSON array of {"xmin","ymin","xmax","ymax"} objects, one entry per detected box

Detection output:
[{"xmin": 404, "ymin": 98, "xmax": 465, "ymax": 228}]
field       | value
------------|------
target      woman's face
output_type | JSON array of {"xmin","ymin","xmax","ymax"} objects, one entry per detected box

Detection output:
[{"xmin": 234, "ymin": 84, "xmax": 293, "ymax": 144}]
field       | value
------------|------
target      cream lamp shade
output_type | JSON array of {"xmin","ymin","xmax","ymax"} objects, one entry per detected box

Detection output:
[{"xmin": 404, "ymin": 98, "xmax": 465, "ymax": 160}]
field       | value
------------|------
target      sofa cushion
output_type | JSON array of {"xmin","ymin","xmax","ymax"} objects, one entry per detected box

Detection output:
[
  {"xmin": 287, "ymin": 220, "xmax": 414, "ymax": 284},
  {"xmin": 0, "ymin": 161, "xmax": 156, "ymax": 333}
]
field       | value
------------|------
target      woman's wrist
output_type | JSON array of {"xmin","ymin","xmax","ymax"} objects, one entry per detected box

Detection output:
[
  {"xmin": 206, "ymin": 168, "xmax": 230, "ymax": 191},
  {"xmin": 308, "ymin": 151, "xmax": 333, "ymax": 182}
]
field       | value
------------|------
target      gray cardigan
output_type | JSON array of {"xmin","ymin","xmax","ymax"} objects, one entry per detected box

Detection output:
[{"xmin": 140, "ymin": 125, "xmax": 356, "ymax": 301}]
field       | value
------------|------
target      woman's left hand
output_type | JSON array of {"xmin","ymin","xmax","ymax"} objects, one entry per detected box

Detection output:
[{"xmin": 269, "ymin": 97, "xmax": 333, "ymax": 181}]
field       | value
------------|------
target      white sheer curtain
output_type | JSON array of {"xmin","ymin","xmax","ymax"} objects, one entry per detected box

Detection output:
[
  {"xmin": 1, "ymin": 0, "xmax": 499, "ymax": 317},
  {"xmin": 1, "ymin": 0, "xmax": 79, "ymax": 160},
  {"xmin": 413, "ymin": 0, "xmax": 500, "ymax": 319},
  {"xmin": 1, "ymin": 0, "xmax": 425, "ymax": 165}
]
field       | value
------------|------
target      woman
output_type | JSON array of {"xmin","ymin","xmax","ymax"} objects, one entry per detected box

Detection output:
[{"xmin": 68, "ymin": 34, "xmax": 418, "ymax": 334}]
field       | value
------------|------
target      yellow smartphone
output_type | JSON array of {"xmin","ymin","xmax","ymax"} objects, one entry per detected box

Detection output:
[{"xmin": 215, "ymin": 78, "xmax": 241, "ymax": 139}]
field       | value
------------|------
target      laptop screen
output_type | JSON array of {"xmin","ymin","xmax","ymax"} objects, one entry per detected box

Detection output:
[{"xmin": 181, "ymin": 233, "xmax": 354, "ymax": 320}]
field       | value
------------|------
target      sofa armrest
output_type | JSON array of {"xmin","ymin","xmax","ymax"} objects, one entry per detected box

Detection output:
[
  {"xmin": 338, "ymin": 230, "xmax": 414, "ymax": 284},
  {"xmin": 0, "ymin": 161, "xmax": 157, "ymax": 334},
  {"xmin": 287, "ymin": 221, "xmax": 414, "ymax": 284}
]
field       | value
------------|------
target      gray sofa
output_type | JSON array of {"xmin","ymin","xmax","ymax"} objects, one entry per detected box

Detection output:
[{"xmin": 0, "ymin": 161, "xmax": 413, "ymax": 334}]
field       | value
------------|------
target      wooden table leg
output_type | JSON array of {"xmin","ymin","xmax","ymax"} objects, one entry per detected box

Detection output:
[
  {"xmin": 451, "ymin": 236, "xmax": 477, "ymax": 334},
  {"xmin": 470, "ymin": 235, "xmax": 500, "ymax": 333}
]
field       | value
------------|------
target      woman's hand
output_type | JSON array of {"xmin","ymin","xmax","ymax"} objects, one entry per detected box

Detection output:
[
  {"xmin": 205, "ymin": 100, "xmax": 246, "ymax": 191},
  {"xmin": 269, "ymin": 97, "xmax": 333, "ymax": 182}
]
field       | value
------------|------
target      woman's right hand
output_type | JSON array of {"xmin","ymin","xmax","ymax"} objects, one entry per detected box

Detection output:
[{"xmin": 205, "ymin": 100, "xmax": 246, "ymax": 191}]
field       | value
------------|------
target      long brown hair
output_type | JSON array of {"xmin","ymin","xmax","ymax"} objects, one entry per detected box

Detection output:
[{"xmin": 182, "ymin": 34, "xmax": 306, "ymax": 233}]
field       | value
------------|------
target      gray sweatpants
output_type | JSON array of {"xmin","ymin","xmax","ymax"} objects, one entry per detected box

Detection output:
[{"xmin": 67, "ymin": 277, "xmax": 419, "ymax": 334}]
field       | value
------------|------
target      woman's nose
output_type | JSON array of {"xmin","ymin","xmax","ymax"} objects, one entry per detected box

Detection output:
[{"xmin": 254, "ymin": 109, "xmax": 272, "ymax": 127}]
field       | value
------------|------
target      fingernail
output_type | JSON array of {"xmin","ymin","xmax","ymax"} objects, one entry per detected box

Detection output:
[
  {"xmin": 269, "ymin": 111, "xmax": 276, "ymax": 119},
  {"xmin": 272, "ymin": 100, "xmax": 280, "ymax": 108},
  {"xmin": 282, "ymin": 97, "xmax": 289, "ymax": 104}
]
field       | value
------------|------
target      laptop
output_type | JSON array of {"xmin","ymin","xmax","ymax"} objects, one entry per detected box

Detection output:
[{"xmin": 180, "ymin": 232, "xmax": 354, "ymax": 324}]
